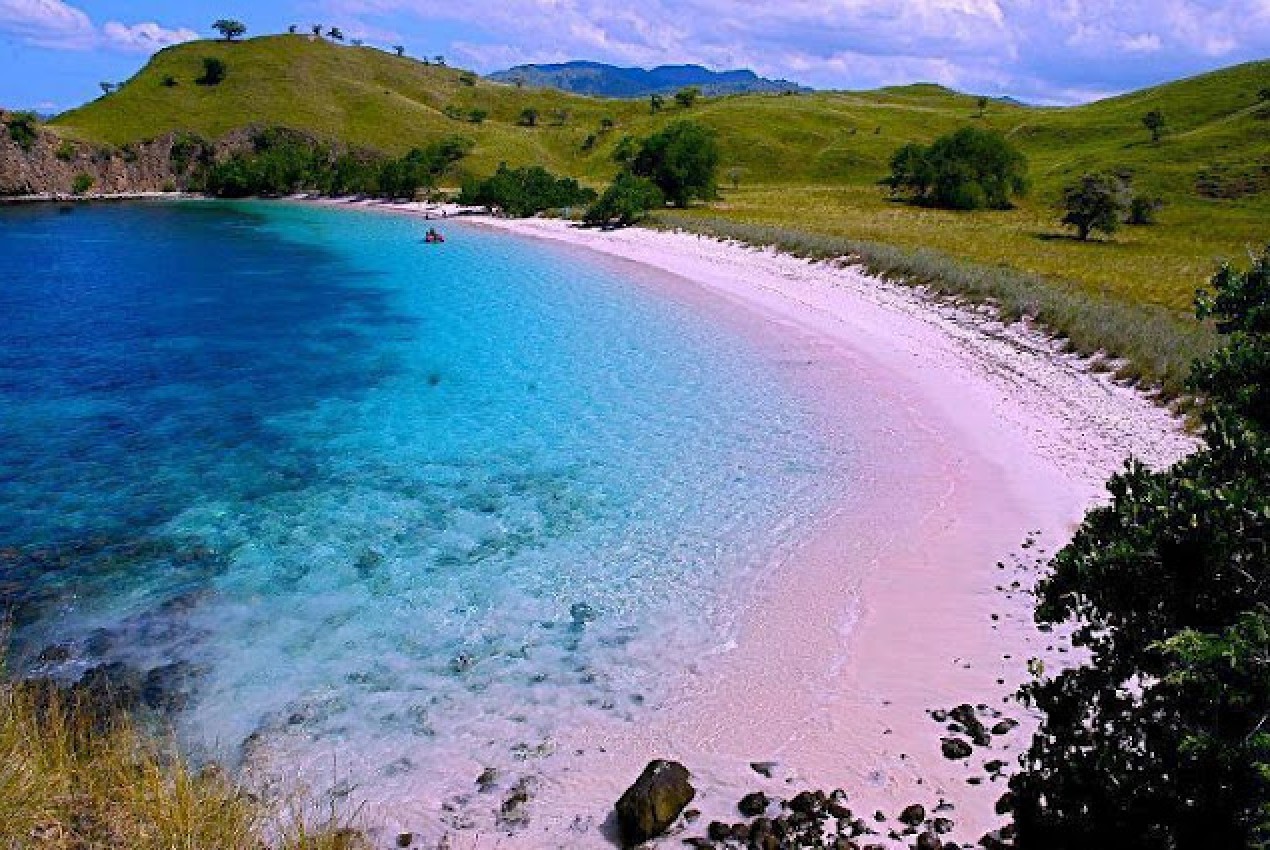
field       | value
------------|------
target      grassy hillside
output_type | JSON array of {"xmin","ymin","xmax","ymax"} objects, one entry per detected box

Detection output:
[{"xmin": 50, "ymin": 34, "xmax": 1270, "ymax": 313}]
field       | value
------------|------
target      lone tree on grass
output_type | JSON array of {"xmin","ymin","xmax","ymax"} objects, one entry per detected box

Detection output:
[
  {"xmin": 99, "ymin": 82, "xmax": 117, "ymax": 96},
  {"xmin": 1143, "ymin": 109, "xmax": 1166, "ymax": 143},
  {"xmin": 1259, "ymin": 87, "xmax": 1270, "ymax": 103},
  {"xmin": 649, "ymin": 93, "xmax": 664, "ymax": 114},
  {"xmin": 674, "ymin": 86, "xmax": 701, "ymax": 108},
  {"xmin": 977, "ymin": 95, "xmax": 989, "ymax": 117},
  {"xmin": 311, "ymin": 25, "xmax": 322, "ymax": 36},
  {"xmin": 518, "ymin": 108, "xmax": 539, "ymax": 127},
  {"xmin": 393, "ymin": 45, "xmax": 405, "ymax": 57},
  {"xmin": 628, "ymin": 120, "xmax": 720, "ymax": 207},
  {"xmin": 1060, "ymin": 172, "xmax": 1130, "ymax": 240},
  {"xmin": 213, "ymin": 19, "xmax": 247, "ymax": 41},
  {"xmin": 327, "ymin": 27, "xmax": 344, "ymax": 41},
  {"xmin": 1007, "ymin": 245, "xmax": 1270, "ymax": 850},
  {"xmin": 288, "ymin": 25, "xmax": 297, "ymax": 34}
]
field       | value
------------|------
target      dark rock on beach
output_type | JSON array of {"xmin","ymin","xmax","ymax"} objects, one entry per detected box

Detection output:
[
  {"xmin": 614, "ymin": 759, "xmax": 696, "ymax": 846},
  {"xmin": 941, "ymin": 737, "xmax": 974, "ymax": 760},
  {"xmin": 739, "ymin": 791, "xmax": 770, "ymax": 817}
]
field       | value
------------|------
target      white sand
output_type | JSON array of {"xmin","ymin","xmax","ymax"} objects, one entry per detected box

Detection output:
[{"xmin": 309, "ymin": 201, "xmax": 1196, "ymax": 848}]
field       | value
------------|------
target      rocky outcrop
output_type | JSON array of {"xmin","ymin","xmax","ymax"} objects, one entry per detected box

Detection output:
[{"xmin": 0, "ymin": 110, "xmax": 211, "ymax": 197}]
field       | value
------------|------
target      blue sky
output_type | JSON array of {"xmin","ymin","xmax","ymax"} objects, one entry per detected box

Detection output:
[{"xmin": 2, "ymin": 0, "xmax": 1268, "ymax": 112}]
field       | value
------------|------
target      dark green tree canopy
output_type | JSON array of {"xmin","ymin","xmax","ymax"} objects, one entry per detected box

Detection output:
[
  {"xmin": 1060, "ymin": 172, "xmax": 1130, "ymax": 240},
  {"xmin": 212, "ymin": 19, "xmax": 246, "ymax": 41},
  {"xmin": 1009, "ymin": 247, "xmax": 1270, "ymax": 850},
  {"xmin": 628, "ymin": 120, "xmax": 720, "ymax": 207},
  {"xmin": 884, "ymin": 127, "xmax": 1028, "ymax": 211},
  {"xmin": 1143, "ymin": 109, "xmax": 1167, "ymax": 142},
  {"xmin": 196, "ymin": 57, "xmax": 227, "ymax": 86},
  {"xmin": 457, "ymin": 164, "xmax": 596, "ymax": 218},
  {"xmin": 674, "ymin": 86, "xmax": 701, "ymax": 108},
  {"xmin": 584, "ymin": 172, "xmax": 664, "ymax": 228}
]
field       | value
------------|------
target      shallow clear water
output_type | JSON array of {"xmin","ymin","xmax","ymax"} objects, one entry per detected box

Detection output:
[{"xmin": 0, "ymin": 201, "xmax": 850, "ymax": 816}]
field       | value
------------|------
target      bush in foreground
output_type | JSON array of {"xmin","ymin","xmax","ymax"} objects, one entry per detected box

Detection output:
[
  {"xmin": 0, "ymin": 676, "xmax": 361, "ymax": 849},
  {"xmin": 1010, "ymin": 247, "xmax": 1270, "ymax": 849}
]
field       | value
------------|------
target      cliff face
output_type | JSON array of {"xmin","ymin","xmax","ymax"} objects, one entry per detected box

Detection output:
[{"xmin": 0, "ymin": 112, "xmax": 202, "ymax": 196}]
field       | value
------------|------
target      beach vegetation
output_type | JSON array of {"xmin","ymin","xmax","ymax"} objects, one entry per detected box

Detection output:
[
  {"xmin": 651, "ymin": 214, "xmax": 1215, "ymax": 396},
  {"xmin": 1009, "ymin": 246, "xmax": 1270, "ymax": 849},
  {"xmin": 71, "ymin": 173, "xmax": 93, "ymax": 194},
  {"xmin": 212, "ymin": 19, "xmax": 247, "ymax": 42},
  {"xmin": 196, "ymin": 57, "xmax": 227, "ymax": 86},
  {"xmin": 1060, "ymin": 172, "xmax": 1131, "ymax": 240},
  {"xmin": 884, "ymin": 127, "xmax": 1028, "ymax": 210},
  {"xmin": 203, "ymin": 127, "xmax": 470, "ymax": 198},
  {"xmin": 584, "ymin": 172, "xmax": 664, "ymax": 227},
  {"xmin": 458, "ymin": 163, "xmax": 596, "ymax": 217},
  {"xmin": 55, "ymin": 140, "xmax": 76, "ymax": 161},
  {"xmin": 0, "ymin": 672, "xmax": 365, "ymax": 850},
  {"xmin": 5, "ymin": 111, "xmax": 39, "ymax": 151},
  {"xmin": 629, "ymin": 120, "xmax": 720, "ymax": 207}
]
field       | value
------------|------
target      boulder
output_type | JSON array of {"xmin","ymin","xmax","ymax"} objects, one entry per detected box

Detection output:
[
  {"xmin": 738, "ymin": 791, "xmax": 770, "ymax": 817},
  {"xmin": 614, "ymin": 760, "xmax": 695, "ymax": 847},
  {"xmin": 899, "ymin": 804, "xmax": 926, "ymax": 826},
  {"xmin": 941, "ymin": 737, "xmax": 974, "ymax": 760}
]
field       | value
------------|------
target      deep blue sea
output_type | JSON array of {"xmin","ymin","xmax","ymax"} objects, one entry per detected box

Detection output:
[{"xmin": 0, "ymin": 201, "xmax": 849, "ymax": 820}]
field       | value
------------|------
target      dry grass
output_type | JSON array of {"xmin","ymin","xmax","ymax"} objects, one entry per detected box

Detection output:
[{"xmin": 0, "ymin": 677, "xmax": 365, "ymax": 850}]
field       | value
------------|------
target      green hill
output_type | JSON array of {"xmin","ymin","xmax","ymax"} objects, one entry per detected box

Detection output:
[{"xmin": 49, "ymin": 34, "xmax": 1270, "ymax": 312}]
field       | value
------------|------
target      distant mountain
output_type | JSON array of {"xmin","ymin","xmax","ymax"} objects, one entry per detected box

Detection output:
[{"xmin": 487, "ymin": 61, "xmax": 810, "ymax": 98}]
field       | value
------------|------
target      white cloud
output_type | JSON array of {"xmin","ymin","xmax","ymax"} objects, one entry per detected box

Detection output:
[
  {"xmin": 0, "ymin": 0, "xmax": 93, "ymax": 48},
  {"xmin": 0, "ymin": 0, "xmax": 195, "ymax": 52},
  {"xmin": 101, "ymin": 21, "xmax": 198, "ymax": 53}
]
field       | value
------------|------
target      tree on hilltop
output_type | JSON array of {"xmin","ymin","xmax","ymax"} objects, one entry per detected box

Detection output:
[
  {"xmin": 212, "ymin": 19, "xmax": 247, "ymax": 41},
  {"xmin": 327, "ymin": 27, "xmax": 345, "ymax": 41},
  {"xmin": 393, "ymin": 45, "xmax": 405, "ymax": 57},
  {"xmin": 1143, "ymin": 109, "xmax": 1166, "ymax": 143}
]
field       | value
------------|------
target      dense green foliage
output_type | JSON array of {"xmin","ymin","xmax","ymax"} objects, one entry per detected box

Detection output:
[
  {"xmin": 1010, "ymin": 247, "xmax": 1270, "ymax": 849},
  {"xmin": 885, "ymin": 126, "xmax": 1028, "ymax": 210},
  {"xmin": 584, "ymin": 172, "xmax": 664, "ymax": 227},
  {"xmin": 71, "ymin": 173, "xmax": 93, "ymax": 195},
  {"xmin": 457, "ymin": 163, "xmax": 595, "ymax": 217},
  {"xmin": 4, "ymin": 111, "xmax": 38, "ymax": 151},
  {"xmin": 1144, "ymin": 109, "xmax": 1167, "ymax": 143},
  {"xmin": 1061, "ymin": 173, "xmax": 1130, "ymax": 240},
  {"xmin": 629, "ymin": 120, "xmax": 719, "ymax": 207},
  {"xmin": 204, "ymin": 128, "xmax": 470, "ymax": 198}
]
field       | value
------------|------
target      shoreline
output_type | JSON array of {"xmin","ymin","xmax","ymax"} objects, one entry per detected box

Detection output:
[{"xmin": 310, "ymin": 200, "xmax": 1194, "ymax": 846}]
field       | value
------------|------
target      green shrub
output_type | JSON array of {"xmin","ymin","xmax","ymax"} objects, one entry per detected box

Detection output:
[
  {"xmin": 629, "ymin": 120, "xmax": 720, "ymax": 207},
  {"xmin": 1061, "ymin": 172, "xmax": 1130, "ymax": 240},
  {"xmin": 458, "ymin": 163, "xmax": 596, "ymax": 217},
  {"xmin": 161, "ymin": 75, "xmax": 178, "ymax": 88},
  {"xmin": 55, "ymin": 140, "xmax": 76, "ymax": 162},
  {"xmin": 885, "ymin": 127, "xmax": 1028, "ymax": 210},
  {"xmin": 584, "ymin": 172, "xmax": 664, "ymax": 227},
  {"xmin": 71, "ymin": 173, "xmax": 94, "ymax": 195},
  {"xmin": 1009, "ymin": 246, "xmax": 1270, "ymax": 850},
  {"xmin": 196, "ymin": 57, "xmax": 227, "ymax": 86},
  {"xmin": 5, "ymin": 111, "xmax": 39, "ymax": 151},
  {"xmin": 1128, "ymin": 195, "xmax": 1164, "ymax": 226}
]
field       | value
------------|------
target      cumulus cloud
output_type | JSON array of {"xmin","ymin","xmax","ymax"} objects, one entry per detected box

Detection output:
[
  {"xmin": 315, "ymin": 0, "xmax": 1270, "ymax": 103},
  {"xmin": 0, "ymin": 0, "xmax": 195, "ymax": 52}
]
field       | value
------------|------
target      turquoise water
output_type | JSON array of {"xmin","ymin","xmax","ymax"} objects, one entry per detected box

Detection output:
[{"xmin": 0, "ymin": 201, "xmax": 850, "ymax": 815}]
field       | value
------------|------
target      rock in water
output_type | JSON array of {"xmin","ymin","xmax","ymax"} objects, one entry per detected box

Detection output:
[{"xmin": 615, "ymin": 760, "xmax": 696, "ymax": 847}]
